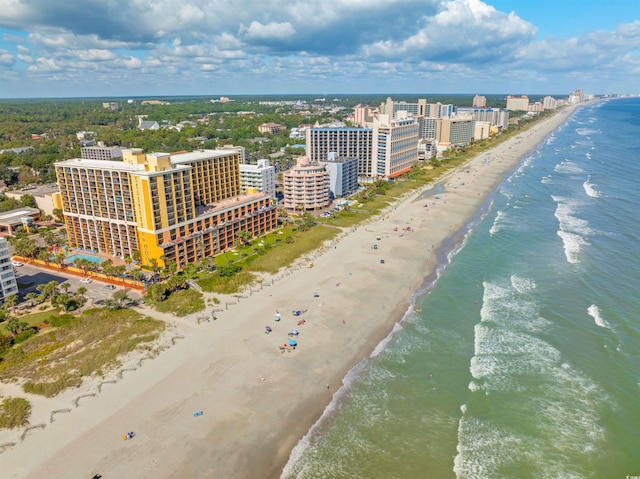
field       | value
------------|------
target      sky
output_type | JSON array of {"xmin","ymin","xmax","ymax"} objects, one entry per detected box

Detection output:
[{"xmin": 0, "ymin": 0, "xmax": 639, "ymax": 98}]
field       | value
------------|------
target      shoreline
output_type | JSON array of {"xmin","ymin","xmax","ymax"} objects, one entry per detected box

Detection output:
[{"xmin": 0, "ymin": 105, "xmax": 580, "ymax": 479}]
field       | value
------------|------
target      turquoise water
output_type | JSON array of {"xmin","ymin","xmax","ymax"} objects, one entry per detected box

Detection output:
[
  {"xmin": 65, "ymin": 253, "xmax": 105, "ymax": 264},
  {"xmin": 282, "ymin": 98, "xmax": 640, "ymax": 478}
]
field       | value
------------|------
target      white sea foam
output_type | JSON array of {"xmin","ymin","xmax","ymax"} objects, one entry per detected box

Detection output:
[
  {"xmin": 576, "ymin": 127, "xmax": 598, "ymax": 136},
  {"xmin": 552, "ymin": 195, "xmax": 592, "ymax": 264},
  {"xmin": 556, "ymin": 230, "xmax": 587, "ymax": 263},
  {"xmin": 279, "ymin": 358, "xmax": 370, "ymax": 478},
  {"xmin": 552, "ymin": 196, "xmax": 592, "ymax": 235},
  {"xmin": 370, "ymin": 322, "xmax": 404, "ymax": 358},
  {"xmin": 554, "ymin": 159, "xmax": 585, "ymax": 175},
  {"xmin": 583, "ymin": 177, "xmax": 600, "ymax": 198},
  {"xmin": 489, "ymin": 210, "xmax": 505, "ymax": 236},
  {"xmin": 510, "ymin": 274, "xmax": 536, "ymax": 294},
  {"xmin": 540, "ymin": 175, "xmax": 552, "ymax": 184},
  {"xmin": 456, "ymin": 278, "xmax": 608, "ymax": 478},
  {"xmin": 588, "ymin": 304, "xmax": 610, "ymax": 329}
]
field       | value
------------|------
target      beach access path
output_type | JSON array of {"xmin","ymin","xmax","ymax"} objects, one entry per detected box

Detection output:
[{"xmin": 0, "ymin": 105, "xmax": 578, "ymax": 479}]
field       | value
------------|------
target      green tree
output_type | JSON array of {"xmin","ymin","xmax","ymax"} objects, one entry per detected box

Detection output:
[
  {"xmin": 112, "ymin": 289, "xmax": 131, "ymax": 308},
  {"xmin": 3, "ymin": 293, "xmax": 19, "ymax": 315},
  {"xmin": 52, "ymin": 208, "xmax": 64, "ymax": 223},
  {"xmin": 236, "ymin": 230, "xmax": 252, "ymax": 246},
  {"xmin": 10, "ymin": 236, "xmax": 39, "ymax": 259},
  {"xmin": 19, "ymin": 194, "xmax": 38, "ymax": 208},
  {"xmin": 5, "ymin": 316, "xmax": 28, "ymax": 335},
  {"xmin": 24, "ymin": 292, "xmax": 40, "ymax": 307}
]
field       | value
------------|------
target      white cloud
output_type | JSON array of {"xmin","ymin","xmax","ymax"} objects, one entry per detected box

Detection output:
[
  {"xmin": 27, "ymin": 57, "xmax": 62, "ymax": 72},
  {"xmin": 0, "ymin": 49, "xmax": 14, "ymax": 66},
  {"xmin": 122, "ymin": 56, "xmax": 142, "ymax": 69},
  {"xmin": 0, "ymin": 0, "xmax": 639, "ymax": 96},
  {"xmin": 16, "ymin": 53, "xmax": 32, "ymax": 63},
  {"xmin": 76, "ymin": 49, "xmax": 116, "ymax": 61},
  {"xmin": 240, "ymin": 21, "xmax": 296, "ymax": 41}
]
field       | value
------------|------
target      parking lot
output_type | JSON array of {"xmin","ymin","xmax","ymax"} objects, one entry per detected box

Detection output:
[{"xmin": 12, "ymin": 263, "xmax": 141, "ymax": 304}]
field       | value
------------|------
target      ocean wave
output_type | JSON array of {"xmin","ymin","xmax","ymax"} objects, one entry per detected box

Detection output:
[
  {"xmin": 554, "ymin": 159, "xmax": 585, "ymax": 175},
  {"xmin": 457, "ymin": 280, "xmax": 608, "ymax": 478},
  {"xmin": 552, "ymin": 195, "xmax": 592, "ymax": 263},
  {"xmin": 583, "ymin": 177, "xmax": 600, "ymax": 198},
  {"xmin": 556, "ymin": 230, "xmax": 588, "ymax": 264},
  {"xmin": 576, "ymin": 127, "xmax": 599, "ymax": 136},
  {"xmin": 552, "ymin": 196, "xmax": 592, "ymax": 235},
  {"xmin": 587, "ymin": 304, "xmax": 610, "ymax": 329},
  {"xmin": 510, "ymin": 274, "xmax": 536, "ymax": 294},
  {"xmin": 489, "ymin": 210, "xmax": 505, "ymax": 236}
]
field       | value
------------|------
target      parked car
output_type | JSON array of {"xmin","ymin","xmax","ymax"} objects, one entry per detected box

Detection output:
[
  {"xmin": 12, "ymin": 261, "xmax": 23, "ymax": 267},
  {"xmin": 80, "ymin": 278, "xmax": 92, "ymax": 284}
]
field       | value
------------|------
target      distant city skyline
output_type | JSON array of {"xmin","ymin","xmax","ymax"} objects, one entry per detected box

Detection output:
[{"xmin": 1, "ymin": 0, "xmax": 639, "ymax": 99}]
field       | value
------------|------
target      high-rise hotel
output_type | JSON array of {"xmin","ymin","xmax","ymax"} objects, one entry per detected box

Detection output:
[{"xmin": 53, "ymin": 148, "xmax": 277, "ymax": 270}]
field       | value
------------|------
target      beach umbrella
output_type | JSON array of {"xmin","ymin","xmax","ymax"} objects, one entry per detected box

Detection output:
[
  {"xmin": 288, "ymin": 339, "xmax": 297, "ymax": 346},
  {"xmin": 289, "ymin": 329, "xmax": 299, "ymax": 335}
]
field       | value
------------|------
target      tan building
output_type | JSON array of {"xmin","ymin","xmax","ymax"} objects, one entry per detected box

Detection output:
[
  {"xmin": 372, "ymin": 113, "xmax": 419, "ymax": 178},
  {"xmin": 0, "ymin": 207, "xmax": 41, "ymax": 236},
  {"xmin": 506, "ymin": 95, "xmax": 530, "ymax": 111},
  {"xmin": 54, "ymin": 149, "xmax": 277, "ymax": 270},
  {"xmin": 258, "ymin": 123, "xmax": 285, "ymax": 135},
  {"xmin": 472, "ymin": 95, "xmax": 487, "ymax": 107},
  {"xmin": 440, "ymin": 116, "xmax": 474, "ymax": 146},
  {"xmin": 353, "ymin": 104, "xmax": 377, "ymax": 126},
  {"xmin": 4, "ymin": 184, "xmax": 58, "ymax": 216},
  {"xmin": 283, "ymin": 158, "xmax": 330, "ymax": 211}
]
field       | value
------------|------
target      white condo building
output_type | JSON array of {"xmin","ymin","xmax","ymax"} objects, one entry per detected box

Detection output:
[
  {"xmin": 0, "ymin": 238, "xmax": 18, "ymax": 303},
  {"xmin": 306, "ymin": 126, "xmax": 374, "ymax": 179},
  {"xmin": 372, "ymin": 113, "xmax": 419, "ymax": 178},
  {"xmin": 81, "ymin": 142, "xmax": 123, "ymax": 161},
  {"xmin": 323, "ymin": 153, "xmax": 359, "ymax": 198},
  {"xmin": 239, "ymin": 159, "xmax": 276, "ymax": 199}
]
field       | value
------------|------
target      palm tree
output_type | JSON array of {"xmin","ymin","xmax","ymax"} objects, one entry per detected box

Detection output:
[
  {"xmin": 53, "ymin": 251, "xmax": 66, "ymax": 269},
  {"xmin": 76, "ymin": 287, "xmax": 87, "ymax": 301},
  {"xmin": 38, "ymin": 248, "xmax": 51, "ymax": 266},
  {"xmin": 74, "ymin": 257, "xmax": 91, "ymax": 276},
  {"xmin": 59, "ymin": 282, "xmax": 71, "ymax": 295},
  {"xmin": 236, "ymin": 230, "xmax": 252, "ymax": 246},
  {"xmin": 24, "ymin": 292, "xmax": 40, "ymax": 308},
  {"xmin": 3, "ymin": 294, "xmax": 18, "ymax": 316}
]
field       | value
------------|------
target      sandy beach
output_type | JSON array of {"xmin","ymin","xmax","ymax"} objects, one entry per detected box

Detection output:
[{"xmin": 0, "ymin": 105, "xmax": 577, "ymax": 479}]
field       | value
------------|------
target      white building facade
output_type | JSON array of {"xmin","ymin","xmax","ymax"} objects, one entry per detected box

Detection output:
[
  {"xmin": 372, "ymin": 113, "xmax": 419, "ymax": 178},
  {"xmin": 239, "ymin": 159, "xmax": 276, "ymax": 199},
  {"xmin": 0, "ymin": 238, "xmax": 18, "ymax": 303},
  {"xmin": 306, "ymin": 126, "xmax": 373, "ymax": 179},
  {"xmin": 323, "ymin": 153, "xmax": 359, "ymax": 198}
]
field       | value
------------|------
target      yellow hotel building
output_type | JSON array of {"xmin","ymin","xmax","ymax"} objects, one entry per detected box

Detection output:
[{"xmin": 53, "ymin": 148, "xmax": 277, "ymax": 269}]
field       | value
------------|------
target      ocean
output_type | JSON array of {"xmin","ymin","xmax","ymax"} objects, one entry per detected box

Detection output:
[{"xmin": 281, "ymin": 98, "xmax": 640, "ymax": 479}]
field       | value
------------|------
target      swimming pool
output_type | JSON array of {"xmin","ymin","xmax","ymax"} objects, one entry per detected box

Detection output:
[{"xmin": 65, "ymin": 253, "xmax": 105, "ymax": 264}]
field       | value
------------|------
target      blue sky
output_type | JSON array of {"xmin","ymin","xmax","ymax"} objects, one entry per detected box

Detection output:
[{"xmin": 0, "ymin": 0, "xmax": 639, "ymax": 98}]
